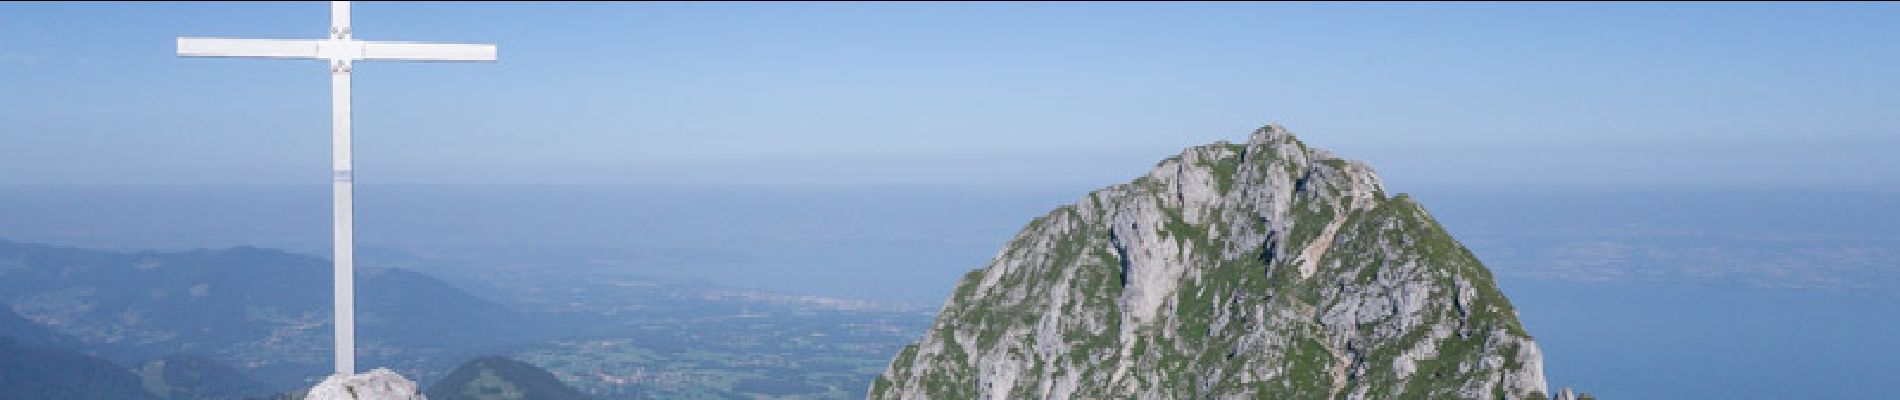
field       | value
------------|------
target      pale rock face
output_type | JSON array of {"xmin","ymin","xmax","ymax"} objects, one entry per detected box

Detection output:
[
  {"xmin": 870, "ymin": 124, "xmax": 1551, "ymax": 399},
  {"xmin": 304, "ymin": 368, "xmax": 426, "ymax": 400},
  {"xmin": 1553, "ymin": 388, "xmax": 1579, "ymax": 400}
]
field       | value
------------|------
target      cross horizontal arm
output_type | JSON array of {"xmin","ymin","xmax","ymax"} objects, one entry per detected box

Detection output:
[
  {"xmin": 360, "ymin": 41, "xmax": 497, "ymax": 62},
  {"xmin": 178, "ymin": 37, "xmax": 323, "ymax": 59}
]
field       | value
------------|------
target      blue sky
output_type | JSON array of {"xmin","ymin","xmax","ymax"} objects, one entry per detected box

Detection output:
[{"xmin": 2, "ymin": 2, "xmax": 1897, "ymax": 189}]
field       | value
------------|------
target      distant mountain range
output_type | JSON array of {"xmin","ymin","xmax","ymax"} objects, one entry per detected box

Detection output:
[
  {"xmin": 0, "ymin": 239, "xmax": 542, "ymax": 391},
  {"xmin": 0, "ymin": 237, "xmax": 939, "ymax": 399},
  {"xmin": 4, "ymin": 305, "xmax": 260, "ymax": 399}
]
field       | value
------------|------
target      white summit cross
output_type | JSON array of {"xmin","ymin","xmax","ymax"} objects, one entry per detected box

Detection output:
[{"xmin": 177, "ymin": 1, "xmax": 496, "ymax": 376}]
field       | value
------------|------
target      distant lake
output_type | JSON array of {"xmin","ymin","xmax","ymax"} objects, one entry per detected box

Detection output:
[
  {"xmin": 1425, "ymin": 186, "xmax": 1900, "ymax": 398},
  {"xmin": 1505, "ymin": 279, "xmax": 1900, "ymax": 399}
]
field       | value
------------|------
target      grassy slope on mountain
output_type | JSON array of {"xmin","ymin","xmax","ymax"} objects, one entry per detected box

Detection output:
[{"xmin": 426, "ymin": 356, "xmax": 591, "ymax": 400}]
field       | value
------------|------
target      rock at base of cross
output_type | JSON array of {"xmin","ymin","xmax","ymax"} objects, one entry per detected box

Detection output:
[{"xmin": 304, "ymin": 368, "xmax": 427, "ymax": 400}]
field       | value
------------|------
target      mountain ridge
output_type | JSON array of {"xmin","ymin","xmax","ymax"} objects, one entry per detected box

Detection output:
[{"xmin": 871, "ymin": 124, "xmax": 1549, "ymax": 399}]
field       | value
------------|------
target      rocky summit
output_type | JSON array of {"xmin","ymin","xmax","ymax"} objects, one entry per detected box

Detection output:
[
  {"xmin": 304, "ymin": 369, "xmax": 425, "ymax": 400},
  {"xmin": 870, "ymin": 124, "xmax": 1550, "ymax": 399}
]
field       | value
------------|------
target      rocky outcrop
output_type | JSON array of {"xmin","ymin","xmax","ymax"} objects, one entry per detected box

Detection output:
[
  {"xmin": 1552, "ymin": 387, "xmax": 1597, "ymax": 400},
  {"xmin": 1554, "ymin": 388, "xmax": 1578, "ymax": 400},
  {"xmin": 870, "ymin": 124, "xmax": 1550, "ymax": 399},
  {"xmin": 304, "ymin": 369, "xmax": 424, "ymax": 400}
]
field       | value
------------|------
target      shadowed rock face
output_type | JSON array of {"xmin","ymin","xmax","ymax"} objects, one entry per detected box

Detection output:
[{"xmin": 870, "ymin": 125, "xmax": 1549, "ymax": 399}]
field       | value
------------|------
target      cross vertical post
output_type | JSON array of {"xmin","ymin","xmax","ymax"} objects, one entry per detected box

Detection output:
[{"xmin": 328, "ymin": 0, "xmax": 355, "ymax": 376}]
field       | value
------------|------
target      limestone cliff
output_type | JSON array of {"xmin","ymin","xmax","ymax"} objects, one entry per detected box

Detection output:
[{"xmin": 870, "ymin": 125, "xmax": 1549, "ymax": 399}]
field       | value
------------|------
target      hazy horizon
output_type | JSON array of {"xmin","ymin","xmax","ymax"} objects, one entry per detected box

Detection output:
[{"xmin": 1, "ymin": 183, "xmax": 1893, "ymax": 301}]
